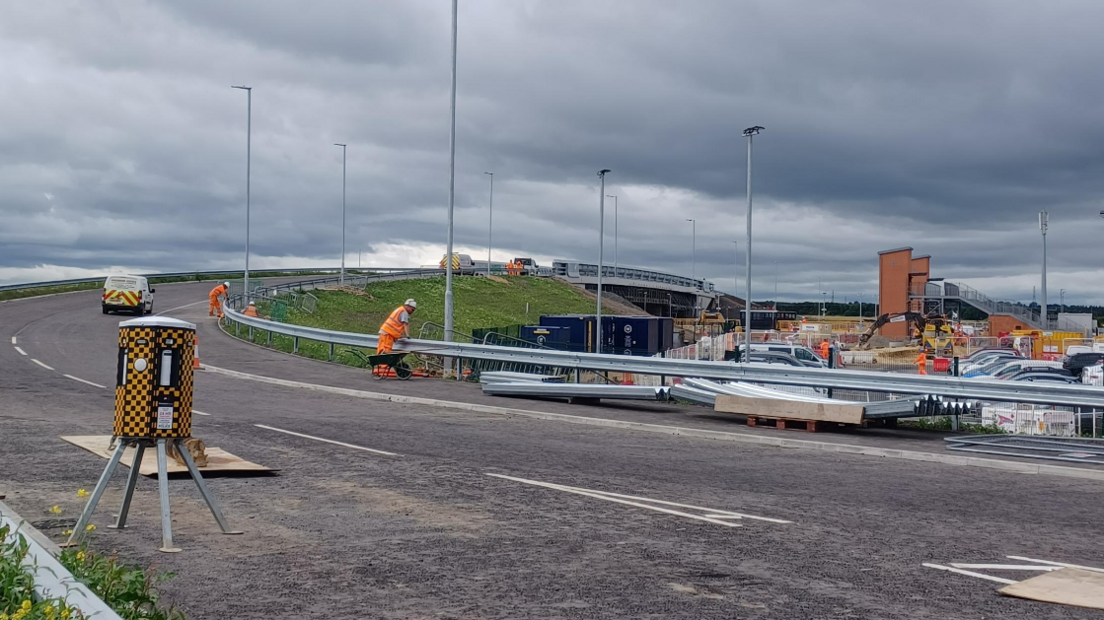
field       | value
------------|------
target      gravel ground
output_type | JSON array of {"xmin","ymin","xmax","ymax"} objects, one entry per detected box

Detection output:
[{"xmin": 1, "ymin": 283, "xmax": 1102, "ymax": 619}]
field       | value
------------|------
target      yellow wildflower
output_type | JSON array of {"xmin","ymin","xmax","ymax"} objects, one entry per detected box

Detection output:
[
  {"xmin": 61, "ymin": 610, "xmax": 71, "ymax": 620},
  {"xmin": 12, "ymin": 611, "xmax": 25, "ymax": 620},
  {"xmin": 77, "ymin": 489, "xmax": 89, "ymax": 498},
  {"xmin": 76, "ymin": 551, "xmax": 85, "ymax": 561},
  {"xmin": 20, "ymin": 601, "xmax": 31, "ymax": 612},
  {"xmin": 85, "ymin": 524, "xmax": 96, "ymax": 532},
  {"xmin": 62, "ymin": 530, "xmax": 72, "ymax": 536},
  {"xmin": 49, "ymin": 505, "xmax": 62, "ymax": 515},
  {"xmin": 44, "ymin": 605, "xmax": 55, "ymax": 616},
  {"xmin": 2, "ymin": 611, "xmax": 10, "ymax": 620}
]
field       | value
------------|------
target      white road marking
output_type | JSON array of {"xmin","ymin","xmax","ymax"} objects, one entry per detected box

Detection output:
[
  {"xmin": 193, "ymin": 410, "xmax": 212, "ymax": 416},
  {"xmin": 254, "ymin": 424, "xmax": 399, "ymax": 456},
  {"xmin": 1005, "ymin": 556, "xmax": 1104, "ymax": 574},
  {"xmin": 949, "ymin": 563, "xmax": 1059, "ymax": 571},
  {"xmin": 156, "ymin": 300, "xmax": 208, "ymax": 316},
  {"xmin": 923, "ymin": 563, "xmax": 1017, "ymax": 585},
  {"xmin": 14, "ymin": 346, "xmax": 27, "ymax": 356},
  {"xmin": 31, "ymin": 359, "xmax": 54, "ymax": 371},
  {"xmin": 10, "ymin": 336, "xmax": 16, "ymax": 345},
  {"xmin": 486, "ymin": 473, "xmax": 791, "ymax": 527},
  {"xmin": 63, "ymin": 374, "xmax": 106, "ymax": 389}
]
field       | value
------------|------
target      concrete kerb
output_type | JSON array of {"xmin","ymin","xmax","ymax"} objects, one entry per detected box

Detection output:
[
  {"xmin": 0, "ymin": 500, "xmax": 125, "ymax": 620},
  {"xmin": 200, "ymin": 364, "xmax": 1104, "ymax": 482}
]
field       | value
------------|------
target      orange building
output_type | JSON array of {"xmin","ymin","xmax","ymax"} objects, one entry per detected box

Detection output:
[{"xmin": 877, "ymin": 247, "xmax": 930, "ymax": 339}]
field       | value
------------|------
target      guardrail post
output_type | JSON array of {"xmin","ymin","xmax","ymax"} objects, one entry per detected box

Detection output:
[
  {"xmin": 329, "ymin": 343, "xmax": 335, "ymax": 361},
  {"xmin": 248, "ymin": 326, "xmax": 254, "ymax": 341},
  {"xmin": 293, "ymin": 336, "xmax": 299, "ymax": 354},
  {"xmin": 267, "ymin": 330, "xmax": 273, "ymax": 346},
  {"xmin": 235, "ymin": 320, "xmax": 240, "ymax": 337}
]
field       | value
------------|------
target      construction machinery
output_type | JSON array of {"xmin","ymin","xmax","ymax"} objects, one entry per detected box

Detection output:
[{"xmin": 857, "ymin": 312, "xmax": 953, "ymax": 354}]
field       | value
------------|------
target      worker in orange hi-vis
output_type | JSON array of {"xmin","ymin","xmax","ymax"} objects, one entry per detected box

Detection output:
[
  {"xmin": 819, "ymin": 339, "xmax": 831, "ymax": 359},
  {"xmin": 377, "ymin": 299, "xmax": 417, "ymax": 355},
  {"xmin": 916, "ymin": 351, "xmax": 928, "ymax": 375},
  {"xmin": 208, "ymin": 281, "xmax": 230, "ymax": 318},
  {"xmin": 243, "ymin": 301, "xmax": 260, "ymax": 317}
]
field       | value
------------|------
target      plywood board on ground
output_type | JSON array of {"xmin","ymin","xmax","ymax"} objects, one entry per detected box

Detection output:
[
  {"xmin": 714, "ymin": 394, "xmax": 865, "ymax": 425},
  {"xmin": 60, "ymin": 436, "xmax": 275, "ymax": 476},
  {"xmin": 999, "ymin": 569, "xmax": 1104, "ymax": 610}
]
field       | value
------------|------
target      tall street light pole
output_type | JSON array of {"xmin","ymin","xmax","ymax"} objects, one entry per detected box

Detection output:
[
  {"xmin": 685, "ymin": 219, "xmax": 696, "ymax": 279},
  {"xmin": 231, "ymin": 85, "xmax": 252, "ymax": 299},
  {"xmin": 606, "ymin": 194, "xmax": 618, "ymax": 273},
  {"xmin": 444, "ymin": 0, "xmax": 458, "ymax": 346},
  {"xmin": 743, "ymin": 125, "xmax": 763, "ymax": 362},
  {"xmin": 484, "ymin": 172, "xmax": 494, "ymax": 276},
  {"xmin": 597, "ymin": 170, "xmax": 610, "ymax": 355},
  {"xmin": 334, "ymin": 143, "xmax": 347, "ymax": 285},
  {"xmin": 1039, "ymin": 210, "xmax": 1048, "ymax": 328},
  {"xmin": 773, "ymin": 260, "xmax": 778, "ymax": 310},
  {"xmin": 733, "ymin": 240, "xmax": 739, "ymax": 304}
]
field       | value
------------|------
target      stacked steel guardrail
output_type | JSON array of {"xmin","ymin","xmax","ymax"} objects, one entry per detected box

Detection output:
[{"xmin": 221, "ymin": 305, "xmax": 1104, "ymax": 408}]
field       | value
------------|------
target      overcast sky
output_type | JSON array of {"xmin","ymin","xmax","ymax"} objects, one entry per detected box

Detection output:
[{"xmin": 2, "ymin": 0, "xmax": 1103, "ymax": 303}]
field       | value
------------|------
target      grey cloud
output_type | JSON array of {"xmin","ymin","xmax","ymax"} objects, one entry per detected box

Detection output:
[{"xmin": 2, "ymin": 0, "xmax": 1103, "ymax": 304}]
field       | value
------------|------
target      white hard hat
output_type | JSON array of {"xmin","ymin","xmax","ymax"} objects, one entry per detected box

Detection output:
[
  {"xmin": 224, "ymin": 281, "xmax": 230, "ymax": 288},
  {"xmin": 405, "ymin": 298, "xmax": 417, "ymax": 309},
  {"xmin": 249, "ymin": 301, "xmax": 256, "ymax": 306}
]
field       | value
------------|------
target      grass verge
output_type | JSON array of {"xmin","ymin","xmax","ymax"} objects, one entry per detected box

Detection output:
[{"xmin": 230, "ymin": 275, "xmax": 621, "ymax": 369}]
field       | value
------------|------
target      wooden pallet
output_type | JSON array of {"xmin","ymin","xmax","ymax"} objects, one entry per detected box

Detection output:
[{"xmin": 747, "ymin": 416, "xmax": 823, "ymax": 432}]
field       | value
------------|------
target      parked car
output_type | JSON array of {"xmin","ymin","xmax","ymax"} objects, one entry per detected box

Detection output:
[
  {"xmin": 1063, "ymin": 352, "xmax": 1104, "ymax": 378},
  {"xmin": 988, "ymin": 361, "xmax": 1065, "ymax": 380},
  {"xmin": 1002, "ymin": 368, "xmax": 1076, "ymax": 383},
  {"xmin": 961, "ymin": 351, "xmax": 1020, "ymax": 374},
  {"xmin": 963, "ymin": 358, "xmax": 1055, "ymax": 378},
  {"xmin": 735, "ymin": 343, "xmax": 828, "ymax": 367}
]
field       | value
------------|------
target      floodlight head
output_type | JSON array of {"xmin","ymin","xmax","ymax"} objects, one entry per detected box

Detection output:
[
  {"xmin": 334, "ymin": 143, "xmax": 346, "ymax": 147},
  {"xmin": 484, "ymin": 171, "xmax": 493, "ymax": 175},
  {"xmin": 743, "ymin": 126, "xmax": 764, "ymax": 137},
  {"xmin": 1099, "ymin": 210, "xmax": 1103, "ymax": 219},
  {"xmin": 231, "ymin": 85, "xmax": 251, "ymax": 91},
  {"xmin": 598, "ymin": 169, "xmax": 611, "ymax": 177}
]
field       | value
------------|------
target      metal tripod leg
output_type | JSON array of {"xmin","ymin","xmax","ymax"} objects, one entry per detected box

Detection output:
[
  {"xmin": 175, "ymin": 439, "xmax": 242, "ymax": 535},
  {"xmin": 156, "ymin": 439, "xmax": 181, "ymax": 553},
  {"xmin": 109, "ymin": 442, "xmax": 146, "ymax": 530},
  {"xmin": 65, "ymin": 441, "xmax": 127, "ymax": 548}
]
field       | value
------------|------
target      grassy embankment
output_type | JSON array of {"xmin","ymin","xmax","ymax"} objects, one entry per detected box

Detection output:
[{"xmin": 233, "ymin": 276, "xmax": 620, "ymax": 368}]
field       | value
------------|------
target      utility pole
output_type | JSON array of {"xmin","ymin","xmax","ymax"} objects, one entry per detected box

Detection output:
[
  {"xmin": 1039, "ymin": 211, "xmax": 1048, "ymax": 328},
  {"xmin": 443, "ymin": 0, "xmax": 458, "ymax": 349},
  {"xmin": 597, "ymin": 170, "xmax": 611, "ymax": 355},
  {"xmin": 231, "ymin": 85, "xmax": 252, "ymax": 299},
  {"xmin": 484, "ymin": 172, "xmax": 494, "ymax": 276},
  {"xmin": 743, "ymin": 126, "xmax": 762, "ymax": 363},
  {"xmin": 334, "ymin": 143, "xmax": 347, "ymax": 285}
]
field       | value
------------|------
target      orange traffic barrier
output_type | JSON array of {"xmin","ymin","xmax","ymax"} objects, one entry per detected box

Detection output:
[{"xmin": 193, "ymin": 335, "xmax": 201, "ymax": 369}]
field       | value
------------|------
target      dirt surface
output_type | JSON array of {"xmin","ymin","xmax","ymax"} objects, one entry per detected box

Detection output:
[{"xmin": 1, "ymin": 281, "xmax": 1102, "ymax": 619}]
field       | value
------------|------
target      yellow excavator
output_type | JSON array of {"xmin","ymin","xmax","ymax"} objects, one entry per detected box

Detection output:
[{"xmin": 857, "ymin": 311, "xmax": 953, "ymax": 354}]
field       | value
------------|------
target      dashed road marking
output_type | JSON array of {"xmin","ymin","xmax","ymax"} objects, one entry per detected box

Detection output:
[
  {"xmin": 1006, "ymin": 556, "xmax": 1104, "ymax": 574},
  {"xmin": 31, "ymin": 359, "xmax": 54, "ymax": 371},
  {"xmin": 63, "ymin": 374, "xmax": 106, "ymax": 389},
  {"xmin": 486, "ymin": 473, "xmax": 791, "ymax": 527},
  {"xmin": 193, "ymin": 410, "xmax": 212, "ymax": 416},
  {"xmin": 155, "ymin": 300, "xmax": 207, "ymax": 316},
  {"xmin": 14, "ymin": 346, "xmax": 27, "ymax": 356},
  {"xmin": 254, "ymin": 424, "xmax": 399, "ymax": 456},
  {"xmin": 10, "ymin": 336, "xmax": 16, "ymax": 345}
]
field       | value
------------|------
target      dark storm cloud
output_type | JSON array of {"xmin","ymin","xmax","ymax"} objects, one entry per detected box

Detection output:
[{"xmin": 2, "ymin": 0, "xmax": 1103, "ymax": 302}]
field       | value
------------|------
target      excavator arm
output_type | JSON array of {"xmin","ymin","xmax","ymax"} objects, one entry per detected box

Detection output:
[{"xmin": 856, "ymin": 312, "xmax": 929, "ymax": 349}]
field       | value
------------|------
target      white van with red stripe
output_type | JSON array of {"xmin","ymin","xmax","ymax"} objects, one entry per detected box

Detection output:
[{"xmin": 102, "ymin": 275, "xmax": 155, "ymax": 315}]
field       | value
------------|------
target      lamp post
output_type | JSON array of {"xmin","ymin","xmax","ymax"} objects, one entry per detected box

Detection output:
[
  {"xmin": 742, "ymin": 126, "xmax": 763, "ymax": 362},
  {"xmin": 1039, "ymin": 211, "xmax": 1048, "ymax": 328},
  {"xmin": 685, "ymin": 219, "xmax": 696, "ymax": 280},
  {"xmin": 597, "ymin": 170, "xmax": 611, "ymax": 355},
  {"xmin": 1060, "ymin": 288, "xmax": 1065, "ymax": 313},
  {"xmin": 773, "ymin": 260, "xmax": 778, "ymax": 310},
  {"xmin": 443, "ymin": 0, "xmax": 458, "ymax": 348},
  {"xmin": 231, "ymin": 85, "xmax": 252, "ymax": 298},
  {"xmin": 334, "ymin": 143, "xmax": 347, "ymax": 285},
  {"xmin": 733, "ymin": 240, "xmax": 739, "ymax": 305},
  {"xmin": 606, "ymin": 194, "xmax": 618, "ymax": 273},
  {"xmin": 484, "ymin": 172, "xmax": 494, "ymax": 276}
]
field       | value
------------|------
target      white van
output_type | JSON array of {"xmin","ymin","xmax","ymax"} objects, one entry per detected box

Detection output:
[{"xmin": 102, "ymin": 275, "xmax": 155, "ymax": 315}]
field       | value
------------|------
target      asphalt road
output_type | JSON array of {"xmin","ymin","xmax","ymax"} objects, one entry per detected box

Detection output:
[{"xmin": 1, "ymin": 281, "xmax": 1102, "ymax": 619}]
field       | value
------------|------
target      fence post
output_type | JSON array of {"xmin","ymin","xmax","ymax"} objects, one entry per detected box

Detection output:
[{"xmin": 952, "ymin": 356, "xmax": 960, "ymax": 377}]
